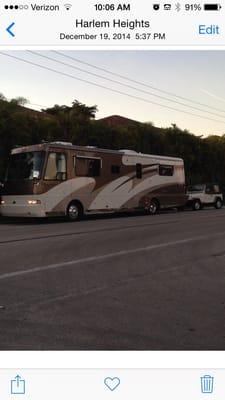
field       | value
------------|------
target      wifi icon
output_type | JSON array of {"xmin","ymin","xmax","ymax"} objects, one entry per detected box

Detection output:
[{"xmin": 64, "ymin": 3, "xmax": 72, "ymax": 10}]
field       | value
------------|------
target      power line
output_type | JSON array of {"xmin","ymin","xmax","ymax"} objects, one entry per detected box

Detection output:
[
  {"xmin": 53, "ymin": 50, "xmax": 225, "ymax": 115},
  {"xmin": 0, "ymin": 51, "xmax": 225, "ymax": 125},
  {"xmin": 28, "ymin": 50, "xmax": 225, "ymax": 120}
]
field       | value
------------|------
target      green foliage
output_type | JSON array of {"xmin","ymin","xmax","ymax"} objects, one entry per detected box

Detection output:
[
  {"xmin": 43, "ymin": 100, "xmax": 98, "ymax": 142},
  {"xmin": 10, "ymin": 97, "xmax": 29, "ymax": 106},
  {"xmin": 0, "ymin": 96, "xmax": 225, "ymax": 188}
]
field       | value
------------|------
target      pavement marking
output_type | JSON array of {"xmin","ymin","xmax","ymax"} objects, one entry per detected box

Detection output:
[{"xmin": 0, "ymin": 231, "xmax": 225, "ymax": 281}]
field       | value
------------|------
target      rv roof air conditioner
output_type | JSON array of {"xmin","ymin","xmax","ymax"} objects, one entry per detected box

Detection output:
[
  {"xmin": 50, "ymin": 141, "xmax": 73, "ymax": 146},
  {"xmin": 119, "ymin": 149, "xmax": 138, "ymax": 154}
]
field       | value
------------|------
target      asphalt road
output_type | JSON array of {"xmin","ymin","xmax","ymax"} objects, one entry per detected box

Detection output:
[{"xmin": 0, "ymin": 208, "xmax": 225, "ymax": 350}]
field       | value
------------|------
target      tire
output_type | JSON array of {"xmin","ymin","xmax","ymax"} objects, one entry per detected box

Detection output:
[
  {"xmin": 192, "ymin": 199, "xmax": 201, "ymax": 211},
  {"xmin": 146, "ymin": 199, "xmax": 159, "ymax": 215},
  {"xmin": 215, "ymin": 198, "xmax": 223, "ymax": 209},
  {"xmin": 67, "ymin": 201, "xmax": 83, "ymax": 221}
]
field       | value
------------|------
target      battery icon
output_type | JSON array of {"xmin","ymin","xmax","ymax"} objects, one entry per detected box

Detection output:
[{"xmin": 204, "ymin": 3, "xmax": 222, "ymax": 10}]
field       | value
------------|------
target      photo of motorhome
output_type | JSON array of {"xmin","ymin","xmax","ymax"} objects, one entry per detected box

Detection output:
[
  {"xmin": 1, "ymin": 50, "xmax": 225, "ymax": 351},
  {"xmin": 0, "ymin": 142, "xmax": 187, "ymax": 220}
]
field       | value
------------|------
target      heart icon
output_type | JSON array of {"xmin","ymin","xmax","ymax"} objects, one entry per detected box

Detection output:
[{"xmin": 104, "ymin": 377, "xmax": 121, "ymax": 391}]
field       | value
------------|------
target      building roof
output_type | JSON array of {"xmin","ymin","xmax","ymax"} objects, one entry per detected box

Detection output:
[{"xmin": 97, "ymin": 115, "xmax": 141, "ymax": 128}]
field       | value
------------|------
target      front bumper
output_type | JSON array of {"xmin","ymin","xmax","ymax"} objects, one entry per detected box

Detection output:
[{"xmin": 0, "ymin": 196, "xmax": 46, "ymax": 218}]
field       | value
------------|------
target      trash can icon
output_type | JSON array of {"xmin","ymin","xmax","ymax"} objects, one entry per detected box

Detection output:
[{"xmin": 201, "ymin": 375, "xmax": 214, "ymax": 394}]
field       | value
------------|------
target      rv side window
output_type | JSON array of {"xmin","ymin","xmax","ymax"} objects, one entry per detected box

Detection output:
[
  {"xmin": 44, "ymin": 152, "xmax": 67, "ymax": 181},
  {"xmin": 76, "ymin": 157, "xmax": 101, "ymax": 177},
  {"xmin": 159, "ymin": 165, "xmax": 174, "ymax": 176},
  {"xmin": 136, "ymin": 163, "xmax": 142, "ymax": 179},
  {"xmin": 111, "ymin": 165, "xmax": 120, "ymax": 174}
]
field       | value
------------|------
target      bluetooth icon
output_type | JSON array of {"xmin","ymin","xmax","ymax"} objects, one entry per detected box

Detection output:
[{"xmin": 175, "ymin": 2, "xmax": 181, "ymax": 11}]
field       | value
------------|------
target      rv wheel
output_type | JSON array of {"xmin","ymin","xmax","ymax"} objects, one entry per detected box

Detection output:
[
  {"xmin": 215, "ymin": 198, "xmax": 223, "ymax": 209},
  {"xmin": 147, "ymin": 199, "xmax": 159, "ymax": 215},
  {"xmin": 192, "ymin": 199, "xmax": 201, "ymax": 211},
  {"xmin": 67, "ymin": 201, "xmax": 83, "ymax": 221}
]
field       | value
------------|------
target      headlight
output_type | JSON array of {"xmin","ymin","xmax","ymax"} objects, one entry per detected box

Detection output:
[
  {"xmin": 27, "ymin": 200, "xmax": 41, "ymax": 205},
  {"xmin": 0, "ymin": 200, "xmax": 5, "ymax": 205}
]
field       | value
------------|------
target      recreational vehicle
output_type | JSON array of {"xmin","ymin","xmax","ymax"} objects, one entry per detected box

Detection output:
[{"xmin": 0, "ymin": 142, "xmax": 187, "ymax": 220}]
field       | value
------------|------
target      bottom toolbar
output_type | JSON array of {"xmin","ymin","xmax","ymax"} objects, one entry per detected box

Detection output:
[{"xmin": 0, "ymin": 369, "xmax": 222, "ymax": 399}]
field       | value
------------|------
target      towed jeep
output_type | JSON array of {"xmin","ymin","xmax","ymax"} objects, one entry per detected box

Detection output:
[{"xmin": 186, "ymin": 183, "xmax": 223, "ymax": 211}]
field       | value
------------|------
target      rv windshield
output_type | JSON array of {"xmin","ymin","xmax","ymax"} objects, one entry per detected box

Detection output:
[{"xmin": 6, "ymin": 151, "xmax": 45, "ymax": 181}]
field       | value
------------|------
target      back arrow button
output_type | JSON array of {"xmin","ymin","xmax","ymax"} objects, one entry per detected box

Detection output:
[{"xmin": 6, "ymin": 22, "xmax": 15, "ymax": 37}]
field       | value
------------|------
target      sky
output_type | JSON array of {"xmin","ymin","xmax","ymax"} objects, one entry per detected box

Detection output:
[{"xmin": 1, "ymin": 50, "xmax": 225, "ymax": 136}]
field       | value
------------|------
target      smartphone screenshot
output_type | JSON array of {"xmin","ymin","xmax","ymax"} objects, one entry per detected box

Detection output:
[{"xmin": 0, "ymin": 0, "xmax": 225, "ymax": 398}]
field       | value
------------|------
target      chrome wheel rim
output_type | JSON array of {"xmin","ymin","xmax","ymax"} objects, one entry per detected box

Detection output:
[
  {"xmin": 149, "ymin": 203, "xmax": 157, "ymax": 214},
  {"xmin": 68, "ymin": 204, "xmax": 79, "ymax": 220},
  {"xmin": 195, "ymin": 202, "xmax": 200, "ymax": 210}
]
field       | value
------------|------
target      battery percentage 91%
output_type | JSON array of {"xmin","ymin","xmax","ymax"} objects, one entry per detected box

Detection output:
[{"xmin": 185, "ymin": 3, "xmax": 202, "ymax": 10}]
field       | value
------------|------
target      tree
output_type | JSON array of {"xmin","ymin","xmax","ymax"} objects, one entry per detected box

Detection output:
[
  {"xmin": 0, "ymin": 93, "xmax": 6, "ymax": 101},
  {"xmin": 43, "ymin": 100, "xmax": 98, "ymax": 142},
  {"xmin": 71, "ymin": 100, "xmax": 97, "ymax": 121},
  {"xmin": 10, "ymin": 96, "xmax": 29, "ymax": 106}
]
